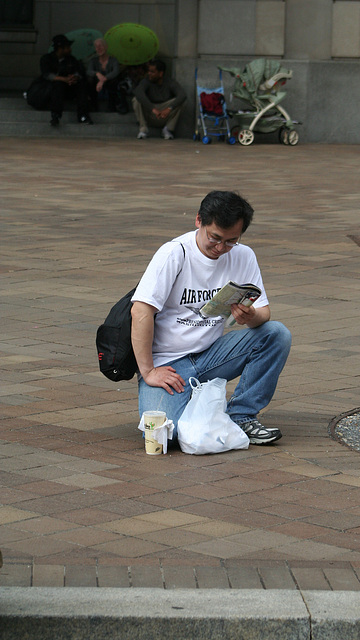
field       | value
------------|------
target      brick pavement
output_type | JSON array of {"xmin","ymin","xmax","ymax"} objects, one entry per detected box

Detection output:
[{"xmin": 0, "ymin": 138, "xmax": 360, "ymax": 589}]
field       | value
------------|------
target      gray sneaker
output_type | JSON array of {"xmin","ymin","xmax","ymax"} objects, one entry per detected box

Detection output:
[
  {"xmin": 239, "ymin": 419, "xmax": 282, "ymax": 445},
  {"xmin": 162, "ymin": 126, "xmax": 174, "ymax": 140},
  {"xmin": 137, "ymin": 128, "xmax": 149, "ymax": 139}
]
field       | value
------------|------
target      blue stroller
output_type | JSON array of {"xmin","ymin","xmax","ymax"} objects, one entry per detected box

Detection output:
[{"xmin": 193, "ymin": 69, "xmax": 236, "ymax": 145}]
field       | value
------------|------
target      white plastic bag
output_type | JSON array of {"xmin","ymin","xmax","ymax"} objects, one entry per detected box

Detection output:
[{"xmin": 177, "ymin": 377, "xmax": 249, "ymax": 455}]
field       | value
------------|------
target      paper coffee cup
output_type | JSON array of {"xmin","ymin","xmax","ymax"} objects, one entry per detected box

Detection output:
[{"xmin": 144, "ymin": 410, "xmax": 166, "ymax": 455}]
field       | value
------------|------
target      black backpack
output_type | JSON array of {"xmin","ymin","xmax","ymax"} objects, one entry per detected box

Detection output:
[
  {"xmin": 96, "ymin": 287, "xmax": 137, "ymax": 381},
  {"xmin": 26, "ymin": 77, "xmax": 52, "ymax": 110},
  {"xmin": 96, "ymin": 242, "xmax": 185, "ymax": 382}
]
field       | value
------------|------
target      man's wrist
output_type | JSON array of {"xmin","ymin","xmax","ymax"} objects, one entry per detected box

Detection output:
[
  {"xmin": 140, "ymin": 366, "xmax": 155, "ymax": 380},
  {"xmin": 137, "ymin": 361, "xmax": 155, "ymax": 377}
]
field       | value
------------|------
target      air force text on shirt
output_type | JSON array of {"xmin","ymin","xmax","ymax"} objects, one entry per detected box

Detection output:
[{"xmin": 179, "ymin": 287, "xmax": 222, "ymax": 305}]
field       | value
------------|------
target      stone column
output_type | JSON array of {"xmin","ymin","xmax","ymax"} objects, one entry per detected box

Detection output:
[
  {"xmin": 175, "ymin": 0, "xmax": 199, "ymax": 58},
  {"xmin": 173, "ymin": 0, "xmax": 199, "ymax": 138},
  {"xmin": 285, "ymin": 0, "xmax": 333, "ymax": 59}
]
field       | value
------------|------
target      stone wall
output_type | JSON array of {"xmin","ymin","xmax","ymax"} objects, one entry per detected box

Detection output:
[{"xmin": 1, "ymin": 0, "xmax": 360, "ymax": 142}]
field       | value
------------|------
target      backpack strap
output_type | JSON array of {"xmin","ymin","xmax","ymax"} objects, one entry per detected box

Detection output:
[{"xmin": 171, "ymin": 241, "xmax": 186, "ymax": 278}]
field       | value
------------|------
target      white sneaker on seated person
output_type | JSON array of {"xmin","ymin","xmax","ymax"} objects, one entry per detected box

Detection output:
[
  {"xmin": 137, "ymin": 126, "xmax": 149, "ymax": 139},
  {"xmin": 162, "ymin": 125, "xmax": 174, "ymax": 140}
]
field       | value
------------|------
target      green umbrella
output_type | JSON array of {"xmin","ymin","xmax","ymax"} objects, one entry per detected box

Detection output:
[
  {"xmin": 65, "ymin": 28, "xmax": 103, "ymax": 62},
  {"xmin": 104, "ymin": 23, "xmax": 159, "ymax": 65}
]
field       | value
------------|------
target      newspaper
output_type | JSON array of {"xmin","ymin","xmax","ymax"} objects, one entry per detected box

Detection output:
[{"xmin": 199, "ymin": 281, "xmax": 261, "ymax": 323}]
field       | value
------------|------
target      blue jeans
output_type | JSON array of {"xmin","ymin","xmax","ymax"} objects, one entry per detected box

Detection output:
[{"xmin": 138, "ymin": 321, "xmax": 291, "ymax": 437}]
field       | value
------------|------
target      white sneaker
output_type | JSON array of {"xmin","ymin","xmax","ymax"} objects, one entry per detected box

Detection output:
[
  {"xmin": 162, "ymin": 126, "xmax": 174, "ymax": 140},
  {"xmin": 237, "ymin": 419, "xmax": 282, "ymax": 445},
  {"xmin": 137, "ymin": 131, "xmax": 148, "ymax": 139}
]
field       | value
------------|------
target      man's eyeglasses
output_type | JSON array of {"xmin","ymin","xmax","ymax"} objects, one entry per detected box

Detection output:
[{"xmin": 205, "ymin": 228, "xmax": 240, "ymax": 248}]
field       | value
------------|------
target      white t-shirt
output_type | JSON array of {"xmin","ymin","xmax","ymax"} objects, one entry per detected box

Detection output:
[{"xmin": 132, "ymin": 230, "xmax": 268, "ymax": 367}]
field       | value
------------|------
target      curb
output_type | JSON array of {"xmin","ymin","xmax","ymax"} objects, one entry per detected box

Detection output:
[{"xmin": 1, "ymin": 588, "xmax": 360, "ymax": 639}]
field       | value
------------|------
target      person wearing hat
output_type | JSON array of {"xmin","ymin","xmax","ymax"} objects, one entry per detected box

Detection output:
[{"xmin": 40, "ymin": 34, "xmax": 93, "ymax": 126}]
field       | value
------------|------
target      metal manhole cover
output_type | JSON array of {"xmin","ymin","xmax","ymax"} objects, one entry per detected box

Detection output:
[
  {"xmin": 329, "ymin": 408, "xmax": 360, "ymax": 452},
  {"xmin": 347, "ymin": 235, "xmax": 360, "ymax": 247}
]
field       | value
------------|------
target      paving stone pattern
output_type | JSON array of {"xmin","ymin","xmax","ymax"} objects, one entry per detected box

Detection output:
[{"xmin": 1, "ymin": 139, "xmax": 360, "ymax": 589}]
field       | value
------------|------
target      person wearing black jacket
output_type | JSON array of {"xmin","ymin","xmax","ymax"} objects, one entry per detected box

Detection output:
[{"xmin": 40, "ymin": 34, "xmax": 93, "ymax": 127}]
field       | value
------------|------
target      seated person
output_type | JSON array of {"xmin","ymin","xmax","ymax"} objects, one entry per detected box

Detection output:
[
  {"xmin": 132, "ymin": 59, "xmax": 186, "ymax": 139},
  {"xmin": 40, "ymin": 34, "xmax": 93, "ymax": 126},
  {"xmin": 87, "ymin": 39, "xmax": 128, "ymax": 114}
]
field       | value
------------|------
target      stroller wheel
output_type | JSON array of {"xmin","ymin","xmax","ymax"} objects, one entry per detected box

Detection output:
[
  {"xmin": 238, "ymin": 129, "xmax": 254, "ymax": 146},
  {"xmin": 227, "ymin": 136, "xmax": 237, "ymax": 145},
  {"xmin": 279, "ymin": 128, "xmax": 289, "ymax": 145},
  {"xmin": 287, "ymin": 130, "xmax": 299, "ymax": 146},
  {"xmin": 202, "ymin": 136, "xmax": 212, "ymax": 145}
]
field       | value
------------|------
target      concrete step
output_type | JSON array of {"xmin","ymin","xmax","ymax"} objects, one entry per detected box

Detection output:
[
  {"xmin": 0, "ymin": 92, "xmax": 139, "ymax": 138},
  {"xmin": 0, "ymin": 96, "xmax": 29, "ymax": 110},
  {"xmin": 0, "ymin": 121, "xmax": 139, "ymax": 138},
  {"xmin": 0, "ymin": 108, "xmax": 133, "ymax": 123}
]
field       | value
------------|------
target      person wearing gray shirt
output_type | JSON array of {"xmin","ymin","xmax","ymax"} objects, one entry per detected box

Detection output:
[
  {"xmin": 87, "ymin": 39, "xmax": 128, "ymax": 113},
  {"xmin": 132, "ymin": 59, "xmax": 186, "ymax": 139}
]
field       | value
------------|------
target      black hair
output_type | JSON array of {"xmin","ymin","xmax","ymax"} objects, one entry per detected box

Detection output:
[
  {"xmin": 148, "ymin": 59, "xmax": 166, "ymax": 74},
  {"xmin": 52, "ymin": 35, "xmax": 72, "ymax": 52},
  {"xmin": 198, "ymin": 190, "xmax": 254, "ymax": 233}
]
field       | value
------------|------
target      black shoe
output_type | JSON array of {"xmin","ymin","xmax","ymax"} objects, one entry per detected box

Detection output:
[
  {"xmin": 79, "ymin": 115, "xmax": 93, "ymax": 125},
  {"xmin": 50, "ymin": 114, "xmax": 60, "ymax": 127}
]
